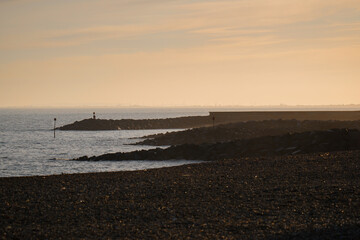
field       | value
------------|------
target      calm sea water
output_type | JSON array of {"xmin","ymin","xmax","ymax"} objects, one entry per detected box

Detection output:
[
  {"xmin": 0, "ymin": 108, "xmax": 211, "ymax": 177},
  {"xmin": 2, "ymin": 106, "xmax": 357, "ymax": 177}
]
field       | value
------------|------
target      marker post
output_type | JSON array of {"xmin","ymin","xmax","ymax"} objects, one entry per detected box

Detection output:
[{"xmin": 54, "ymin": 118, "xmax": 56, "ymax": 138}]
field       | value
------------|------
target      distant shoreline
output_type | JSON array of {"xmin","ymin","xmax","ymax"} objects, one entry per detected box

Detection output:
[
  {"xmin": 1, "ymin": 104, "xmax": 360, "ymax": 110},
  {"xmin": 58, "ymin": 110, "xmax": 360, "ymax": 131}
]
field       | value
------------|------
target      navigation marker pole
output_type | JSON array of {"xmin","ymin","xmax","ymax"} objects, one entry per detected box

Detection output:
[{"xmin": 54, "ymin": 118, "xmax": 56, "ymax": 138}]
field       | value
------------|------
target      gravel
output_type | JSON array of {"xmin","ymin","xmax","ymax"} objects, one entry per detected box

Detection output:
[{"xmin": 1, "ymin": 150, "xmax": 360, "ymax": 239}]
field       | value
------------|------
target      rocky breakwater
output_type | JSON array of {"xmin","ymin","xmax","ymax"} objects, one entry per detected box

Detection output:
[
  {"xmin": 137, "ymin": 119, "xmax": 360, "ymax": 146},
  {"xmin": 58, "ymin": 116, "xmax": 212, "ymax": 130},
  {"xmin": 58, "ymin": 111, "xmax": 360, "ymax": 131},
  {"xmin": 75, "ymin": 128, "xmax": 360, "ymax": 161}
]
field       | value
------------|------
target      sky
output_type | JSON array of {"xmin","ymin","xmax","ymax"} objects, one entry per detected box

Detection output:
[{"xmin": 0, "ymin": 0, "xmax": 360, "ymax": 108}]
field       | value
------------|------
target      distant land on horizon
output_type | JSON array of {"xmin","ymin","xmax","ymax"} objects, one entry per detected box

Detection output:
[{"xmin": 1, "ymin": 104, "xmax": 360, "ymax": 110}]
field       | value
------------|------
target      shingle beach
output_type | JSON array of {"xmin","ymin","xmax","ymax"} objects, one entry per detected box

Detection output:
[{"xmin": 1, "ymin": 151, "xmax": 359, "ymax": 239}]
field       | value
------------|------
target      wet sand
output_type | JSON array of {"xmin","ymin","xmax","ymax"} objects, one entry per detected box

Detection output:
[{"xmin": 1, "ymin": 151, "xmax": 359, "ymax": 239}]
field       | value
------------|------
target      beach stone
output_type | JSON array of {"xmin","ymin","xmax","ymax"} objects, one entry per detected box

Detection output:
[{"xmin": 5, "ymin": 151, "xmax": 360, "ymax": 238}]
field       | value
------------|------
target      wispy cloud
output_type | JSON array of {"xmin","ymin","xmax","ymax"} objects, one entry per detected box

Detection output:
[{"xmin": 1, "ymin": 0, "xmax": 360, "ymax": 65}]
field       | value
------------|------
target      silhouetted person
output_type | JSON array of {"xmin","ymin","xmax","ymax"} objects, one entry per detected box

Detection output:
[{"xmin": 93, "ymin": 112, "xmax": 96, "ymax": 120}]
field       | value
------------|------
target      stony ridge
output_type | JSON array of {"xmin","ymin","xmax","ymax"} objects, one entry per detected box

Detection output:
[
  {"xmin": 58, "ymin": 111, "xmax": 360, "ymax": 131},
  {"xmin": 58, "ymin": 116, "xmax": 211, "ymax": 130},
  {"xmin": 137, "ymin": 119, "xmax": 360, "ymax": 146},
  {"xmin": 75, "ymin": 128, "xmax": 360, "ymax": 161}
]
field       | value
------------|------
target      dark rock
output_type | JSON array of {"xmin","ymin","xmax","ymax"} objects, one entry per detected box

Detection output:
[
  {"xmin": 58, "ymin": 116, "xmax": 212, "ymax": 131},
  {"xmin": 74, "ymin": 128, "xmax": 360, "ymax": 161},
  {"xmin": 137, "ymin": 119, "xmax": 360, "ymax": 146},
  {"xmin": 58, "ymin": 111, "xmax": 360, "ymax": 131}
]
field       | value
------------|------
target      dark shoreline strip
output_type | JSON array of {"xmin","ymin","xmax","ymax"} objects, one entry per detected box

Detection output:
[{"xmin": 75, "ymin": 128, "xmax": 360, "ymax": 161}]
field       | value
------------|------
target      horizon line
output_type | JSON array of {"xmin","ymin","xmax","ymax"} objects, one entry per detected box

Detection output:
[{"xmin": 1, "ymin": 104, "xmax": 360, "ymax": 110}]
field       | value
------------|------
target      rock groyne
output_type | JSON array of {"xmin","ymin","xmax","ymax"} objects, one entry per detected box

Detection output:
[
  {"xmin": 137, "ymin": 119, "xmax": 360, "ymax": 146},
  {"xmin": 58, "ymin": 116, "xmax": 212, "ymax": 130},
  {"xmin": 75, "ymin": 128, "xmax": 360, "ymax": 161},
  {"xmin": 58, "ymin": 111, "xmax": 360, "ymax": 131}
]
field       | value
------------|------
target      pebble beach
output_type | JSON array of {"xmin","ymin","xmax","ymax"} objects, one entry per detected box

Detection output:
[{"xmin": 1, "ymin": 150, "xmax": 359, "ymax": 239}]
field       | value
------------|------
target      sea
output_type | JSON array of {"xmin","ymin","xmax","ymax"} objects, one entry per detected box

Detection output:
[
  {"xmin": 1, "ymin": 106, "xmax": 358, "ymax": 177},
  {"xmin": 0, "ymin": 108, "xmax": 211, "ymax": 178}
]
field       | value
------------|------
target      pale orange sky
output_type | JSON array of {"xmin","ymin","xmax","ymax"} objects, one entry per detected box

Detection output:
[{"xmin": 1, "ymin": 0, "xmax": 360, "ymax": 107}]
